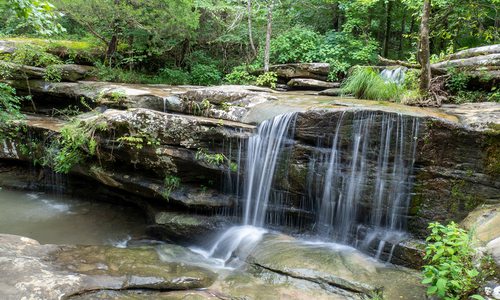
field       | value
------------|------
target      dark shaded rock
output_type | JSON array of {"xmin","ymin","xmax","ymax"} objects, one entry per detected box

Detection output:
[
  {"xmin": 253, "ymin": 63, "xmax": 331, "ymax": 81},
  {"xmin": 287, "ymin": 78, "xmax": 341, "ymax": 90}
]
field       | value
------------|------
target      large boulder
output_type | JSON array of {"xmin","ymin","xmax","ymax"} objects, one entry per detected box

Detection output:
[
  {"xmin": 0, "ymin": 62, "xmax": 94, "ymax": 81},
  {"xmin": 0, "ymin": 234, "xmax": 217, "ymax": 299},
  {"xmin": 246, "ymin": 234, "xmax": 426, "ymax": 299},
  {"xmin": 287, "ymin": 78, "xmax": 341, "ymax": 90},
  {"xmin": 253, "ymin": 63, "xmax": 331, "ymax": 81}
]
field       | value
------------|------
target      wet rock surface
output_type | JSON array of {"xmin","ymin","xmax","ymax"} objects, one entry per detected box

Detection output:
[
  {"xmin": 0, "ymin": 234, "xmax": 217, "ymax": 299},
  {"xmin": 287, "ymin": 78, "xmax": 341, "ymax": 90}
]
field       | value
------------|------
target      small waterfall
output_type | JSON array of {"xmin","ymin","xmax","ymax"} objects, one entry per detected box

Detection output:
[
  {"xmin": 201, "ymin": 110, "xmax": 420, "ymax": 264},
  {"xmin": 242, "ymin": 112, "xmax": 297, "ymax": 226},
  {"xmin": 197, "ymin": 113, "xmax": 296, "ymax": 264},
  {"xmin": 380, "ymin": 67, "xmax": 407, "ymax": 85}
]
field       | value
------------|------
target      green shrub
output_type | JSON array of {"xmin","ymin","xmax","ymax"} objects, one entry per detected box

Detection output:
[
  {"xmin": 157, "ymin": 67, "xmax": 190, "ymax": 85},
  {"xmin": 190, "ymin": 64, "xmax": 222, "ymax": 86},
  {"xmin": 0, "ymin": 83, "xmax": 24, "ymax": 141},
  {"xmin": 225, "ymin": 68, "xmax": 256, "ymax": 85},
  {"xmin": 422, "ymin": 222, "xmax": 486, "ymax": 300},
  {"xmin": 270, "ymin": 26, "xmax": 321, "ymax": 64},
  {"xmin": 43, "ymin": 64, "xmax": 62, "ymax": 82},
  {"xmin": 447, "ymin": 68, "xmax": 471, "ymax": 94},
  {"xmin": 341, "ymin": 67, "xmax": 402, "ymax": 101},
  {"xmin": 255, "ymin": 72, "xmax": 278, "ymax": 89},
  {"xmin": 8, "ymin": 44, "xmax": 62, "ymax": 67}
]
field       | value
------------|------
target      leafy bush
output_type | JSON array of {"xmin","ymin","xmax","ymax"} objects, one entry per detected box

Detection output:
[
  {"xmin": 0, "ymin": 83, "xmax": 24, "ymax": 141},
  {"xmin": 342, "ymin": 67, "xmax": 402, "ymax": 101},
  {"xmin": 270, "ymin": 26, "xmax": 321, "ymax": 64},
  {"xmin": 446, "ymin": 68, "xmax": 471, "ymax": 94},
  {"xmin": 255, "ymin": 72, "xmax": 278, "ymax": 89},
  {"xmin": 8, "ymin": 44, "xmax": 62, "ymax": 67},
  {"xmin": 225, "ymin": 68, "xmax": 256, "ymax": 85},
  {"xmin": 422, "ymin": 222, "xmax": 485, "ymax": 300},
  {"xmin": 157, "ymin": 67, "xmax": 190, "ymax": 85},
  {"xmin": 190, "ymin": 64, "xmax": 222, "ymax": 86}
]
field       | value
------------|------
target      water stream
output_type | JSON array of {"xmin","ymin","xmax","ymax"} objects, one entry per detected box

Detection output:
[{"xmin": 0, "ymin": 188, "xmax": 147, "ymax": 246}]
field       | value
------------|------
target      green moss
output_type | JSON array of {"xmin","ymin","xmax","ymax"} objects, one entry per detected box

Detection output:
[{"xmin": 484, "ymin": 133, "xmax": 500, "ymax": 176}]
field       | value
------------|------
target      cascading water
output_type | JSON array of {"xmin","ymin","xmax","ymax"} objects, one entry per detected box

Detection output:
[
  {"xmin": 193, "ymin": 113, "xmax": 296, "ymax": 265},
  {"xmin": 380, "ymin": 66, "xmax": 408, "ymax": 85},
  {"xmin": 199, "ymin": 110, "xmax": 420, "ymax": 264}
]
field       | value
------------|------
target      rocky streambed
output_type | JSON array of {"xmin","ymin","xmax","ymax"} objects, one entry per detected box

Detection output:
[{"xmin": 0, "ymin": 78, "xmax": 499, "ymax": 299}]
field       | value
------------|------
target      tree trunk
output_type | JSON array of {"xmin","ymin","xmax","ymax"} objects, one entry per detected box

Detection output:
[
  {"xmin": 264, "ymin": 1, "xmax": 273, "ymax": 72},
  {"xmin": 332, "ymin": 2, "xmax": 339, "ymax": 31},
  {"xmin": 247, "ymin": 0, "xmax": 257, "ymax": 58},
  {"xmin": 106, "ymin": 35, "xmax": 118, "ymax": 65},
  {"xmin": 398, "ymin": 10, "xmax": 406, "ymax": 59},
  {"xmin": 419, "ymin": 0, "xmax": 431, "ymax": 93},
  {"xmin": 382, "ymin": 0, "xmax": 393, "ymax": 57}
]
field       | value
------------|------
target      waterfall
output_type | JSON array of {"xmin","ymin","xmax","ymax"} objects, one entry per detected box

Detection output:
[
  {"xmin": 242, "ymin": 113, "xmax": 297, "ymax": 226},
  {"xmin": 202, "ymin": 110, "xmax": 420, "ymax": 264},
  {"xmin": 380, "ymin": 67, "xmax": 407, "ymax": 85}
]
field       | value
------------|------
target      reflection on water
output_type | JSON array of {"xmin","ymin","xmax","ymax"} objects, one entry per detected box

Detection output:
[{"xmin": 0, "ymin": 188, "xmax": 147, "ymax": 246}]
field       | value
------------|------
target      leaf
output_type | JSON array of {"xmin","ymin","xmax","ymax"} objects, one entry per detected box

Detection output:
[
  {"xmin": 427, "ymin": 285, "xmax": 438, "ymax": 295},
  {"xmin": 436, "ymin": 278, "xmax": 447, "ymax": 297},
  {"xmin": 469, "ymin": 295, "xmax": 485, "ymax": 300}
]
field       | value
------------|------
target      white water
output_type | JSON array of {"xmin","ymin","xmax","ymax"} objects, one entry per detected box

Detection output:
[
  {"xmin": 199, "ymin": 111, "xmax": 420, "ymax": 264},
  {"xmin": 196, "ymin": 113, "xmax": 296, "ymax": 265},
  {"xmin": 380, "ymin": 67, "xmax": 407, "ymax": 85}
]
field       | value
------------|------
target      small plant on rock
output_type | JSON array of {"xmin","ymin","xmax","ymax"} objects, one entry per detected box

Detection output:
[
  {"xmin": 162, "ymin": 175, "xmax": 181, "ymax": 199},
  {"xmin": 422, "ymin": 222, "xmax": 486, "ymax": 300},
  {"xmin": 255, "ymin": 72, "xmax": 278, "ymax": 89}
]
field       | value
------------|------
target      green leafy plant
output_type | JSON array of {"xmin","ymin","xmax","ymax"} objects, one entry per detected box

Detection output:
[
  {"xmin": 162, "ymin": 175, "xmax": 181, "ymax": 199},
  {"xmin": 270, "ymin": 26, "xmax": 321, "ymax": 64},
  {"xmin": 43, "ymin": 64, "xmax": 62, "ymax": 82},
  {"xmin": 225, "ymin": 68, "xmax": 256, "ymax": 85},
  {"xmin": 0, "ymin": 83, "xmax": 24, "ymax": 141},
  {"xmin": 446, "ymin": 68, "xmax": 471, "ymax": 94},
  {"xmin": 195, "ymin": 148, "xmax": 227, "ymax": 166},
  {"xmin": 422, "ymin": 222, "xmax": 486, "ymax": 300},
  {"xmin": 157, "ymin": 67, "xmax": 190, "ymax": 85},
  {"xmin": 48, "ymin": 119, "xmax": 101, "ymax": 173},
  {"xmin": 8, "ymin": 44, "xmax": 62, "ymax": 67},
  {"xmin": 255, "ymin": 72, "xmax": 278, "ymax": 89},
  {"xmin": 190, "ymin": 64, "xmax": 222, "ymax": 86}
]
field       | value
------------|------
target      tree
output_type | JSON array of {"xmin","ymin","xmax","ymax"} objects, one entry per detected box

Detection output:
[
  {"xmin": 54, "ymin": 0, "xmax": 199, "ymax": 66},
  {"xmin": 0, "ymin": 0, "xmax": 64, "ymax": 35},
  {"xmin": 247, "ymin": 0, "xmax": 257, "ymax": 58},
  {"xmin": 418, "ymin": 0, "xmax": 431, "ymax": 93},
  {"xmin": 263, "ymin": 0, "xmax": 273, "ymax": 72}
]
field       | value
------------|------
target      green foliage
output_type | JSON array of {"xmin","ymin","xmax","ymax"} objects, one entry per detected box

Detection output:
[
  {"xmin": 255, "ymin": 72, "xmax": 278, "ymax": 89},
  {"xmin": 195, "ymin": 148, "xmax": 226, "ymax": 166},
  {"xmin": 162, "ymin": 174, "xmax": 181, "ymax": 199},
  {"xmin": 47, "ymin": 119, "xmax": 100, "ymax": 173},
  {"xmin": 0, "ymin": 83, "xmax": 24, "ymax": 141},
  {"xmin": 190, "ymin": 64, "xmax": 222, "ymax": 86},
  {"xmin": 422, "ymin": 222, "xmax": 486, "ymax": 300},
  {"xmin": 270, "ymin": 26, "xmax": 321, "ymax": 64},
  {"xmin": 225, "ymin": 68, "xmax": 256, "ymax": 85},
  {"xmin": 1, "ymin": 0, "xmax": 65, "ymax": 35},
  {"xmin": 116, "ymin": 132, "xmax": 159, "ymax": 150},
  {"xmin": 342, "ymin": 67, "xmax": 403, "ymax": 101},
  {"xmin": 157, "ymin": 67, "xmax": 190, "ymax": 85},
  {"xmin": 7, "ymin": 44, "xmax": 62, "ymax": 67},
  {"xmin": 446, "ymin": 69, "xmax": 471, "ymax": 94},
  {"xmin": 43, "ymin": 64, "xmax": 62, "ymax": 82}
]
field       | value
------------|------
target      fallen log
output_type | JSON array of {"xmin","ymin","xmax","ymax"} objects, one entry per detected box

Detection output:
[
  {"xmin": 432, "ymin": 53, "xmax": 500, "ymax": 70},
  {"xmin": 445, "ymin": 44, "xmax": 500, "ymax": 60}
]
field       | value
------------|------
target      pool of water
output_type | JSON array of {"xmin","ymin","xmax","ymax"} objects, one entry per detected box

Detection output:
[{"xmin": 0, "ymin": 188, "xmax": 147, "ymax": 245}]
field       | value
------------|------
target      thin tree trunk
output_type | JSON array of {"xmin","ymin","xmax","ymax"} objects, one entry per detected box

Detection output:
[
  {"xmin": 332, "ymin": 2, "xmax": 339, "ymax": 31},
  {"xmin": 264, "ymin": 1, "xmax": 273, "ymax": 72},
  {"xmin": 383, "ymin": 0, "xmax": 393, "ymax": 57},
  {"xmin": 419, "ymin": 0, "xmax": 431, "ymax": 93},
  {"xmin": 247, "ymin": 0, "xmax": 257, "ymax": 58},
  {"xmin": 398, "ymin": 8, "xmax": 406, "ymax": 59}
]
